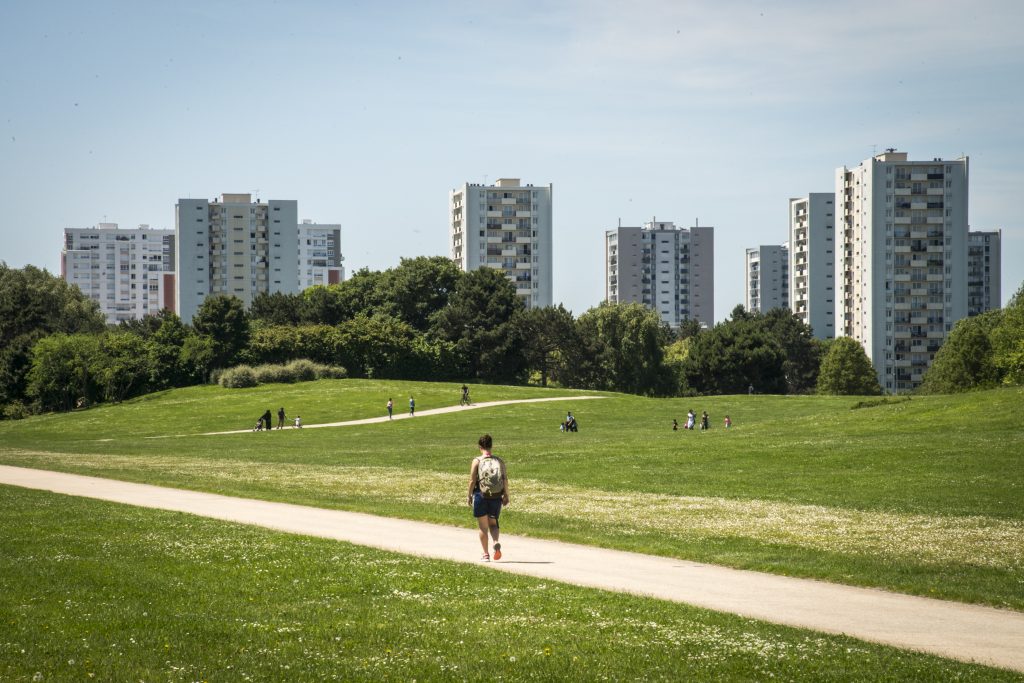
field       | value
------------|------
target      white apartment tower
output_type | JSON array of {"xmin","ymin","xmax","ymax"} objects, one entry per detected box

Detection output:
[
  {"xmin": 745, "ymin": 244, "xmax": 789, "ymax": 313},
  {"xmin": 967, "ymin": 230, "xmax": 1001, "ymax": 317},
  {"xmin": 789, "ymin": 193, "xmax": 836, "ymax": 339},
  {"xmin": 176, "ymin": 194, "xmax": 299, "ymax": 322},
  {"xmin": 298, "ymin": 220, "xmax": 344, "ymax": 288},
  {"xmin": 62, "ymin": 223, "xmax": 176, "ymax": 324},
  {"xmin": 605, "ymin": 221, "xmax": 714, "ymax": 328},
  {"xmin": 450, "ymin": 178, "xmax": 553, "ymax": 308},
  {"xmin": 836, "ymin": 151, "xmax": 969, "ymax": 393}
]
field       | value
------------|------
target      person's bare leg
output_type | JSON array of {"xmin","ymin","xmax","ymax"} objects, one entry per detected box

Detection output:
[{"xmin": 476, "ymin": 516, "xmax": 490, "ymax": 555}]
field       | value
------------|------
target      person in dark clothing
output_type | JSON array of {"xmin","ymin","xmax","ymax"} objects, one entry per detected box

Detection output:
[
  {"xmin": 262, "ymin": 409, "xmax": 273, "ymax": 432},
  {"xmin": 277, "ymin": 407, "xmax": 286, "ymax": 430}
]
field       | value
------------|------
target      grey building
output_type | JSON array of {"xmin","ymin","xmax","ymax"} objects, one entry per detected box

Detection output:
[
  {"xmin": 745, "ymin": 244, "xmax": 789, "ymax": 314},
  {"xmin": 789, "ymin": 193, "xmax": 836, "ymax": 339},
  {"xmin": 967, "ymin": 230, "xmax": 1001, "ymax": 316}
]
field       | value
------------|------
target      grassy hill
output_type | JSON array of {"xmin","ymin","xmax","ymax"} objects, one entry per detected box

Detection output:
[{"xmin": 2, "ymin": 380, "xmax": 1022, "ymax": 609}]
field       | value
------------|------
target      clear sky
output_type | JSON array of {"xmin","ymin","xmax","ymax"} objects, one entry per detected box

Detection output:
[{"xmin": 1, "ymin": 0, "xmax": 1021, "ymax": 322}]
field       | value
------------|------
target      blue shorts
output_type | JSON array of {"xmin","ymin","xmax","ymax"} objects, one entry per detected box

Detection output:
[{"xmin": 472, "ymin": 491, "xmax": 502, "ymax": 521}]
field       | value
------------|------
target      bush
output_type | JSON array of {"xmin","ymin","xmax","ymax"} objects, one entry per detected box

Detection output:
[
  {"xmin": 1, "ymin": 400, "xmax": 31, "ymax": 420},
  {"xmin": 218, "ymin": 359, "xmax": 346, "ymax": 388},
  {"xmin": 218, "ymin": 365, "xmax": 258, "ymax": 388}
]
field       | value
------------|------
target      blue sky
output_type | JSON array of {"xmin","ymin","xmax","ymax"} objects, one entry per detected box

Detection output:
[{"xmin": 1, "ymin": 0, "xmax": 1021, "ymax": 321}]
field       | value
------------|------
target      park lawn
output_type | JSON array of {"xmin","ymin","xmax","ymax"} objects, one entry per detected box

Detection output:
[
  {"xmin": 0, "ymin": 381, "xmax": 1022, "ymax": 608},
  {"xmin": 1, "ymin": 486, "xmax": 1019, "ymax": 682}
]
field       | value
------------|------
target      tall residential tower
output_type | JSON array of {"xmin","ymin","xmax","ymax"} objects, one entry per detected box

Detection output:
[
  {"xmin": 967, "ymin": 230, "xmax": 1001, "ymax": 316},
  {"xmin": 605, "ymin": 221, "xmax": 714, "ymax": 328},
  {"xmin": 744, "ymin": 244, "xmax": 789, "ymax": 313},
  {"xmin": 176, "ymin": 193, "xmax": 299, "ymax": 322},
  {"xmin": 62, "ymin": 223, "xmax": 176, "ymax": 324},
  {"xmin": 836, "ymin": 151, "xmax": 969, "ymax": 393},
  {"xmin": 789, "ymin": 193, "xmax": 836, "ymax": 339},
  {"xmin": 450, "ymin": 178, "xmax": 553, "ymax": 308}
]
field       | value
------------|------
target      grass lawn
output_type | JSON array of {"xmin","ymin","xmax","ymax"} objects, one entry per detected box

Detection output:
[
  {"xmin": 1, "ymin": 380, "xmax": 1022, "ymax": 609},
  {"xmin": 2, "ymin": 486, "xmax": 1019, "ymax": 682}
]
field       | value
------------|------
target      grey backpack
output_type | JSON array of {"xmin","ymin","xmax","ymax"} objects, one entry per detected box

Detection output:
[{"xmin": 477, "ymin": 456, "xmax": 504, "ymax": 497}]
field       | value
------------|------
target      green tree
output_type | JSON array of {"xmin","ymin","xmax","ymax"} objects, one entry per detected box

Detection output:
[
  {"xmin": 816, "ymin": 337, "xmax": 882, "ymax": 395},
  {"xmin": 516, "ymin": 304, "xmax": 577, "ymax": 387},
  {"xmin": 762, "ymin": 308, "xmax": 821, "ymax": 393},
  {"xmin": 25, "ymin": 333, "xmax": 102, "ymax": 411},
  {"xmin": 0, "ymin": 264, "xmax": 105, "ymax": 406},
  {"xmin": 682, "ymin": 317, "xmax": 787, "ymax": 394},
  {"xmin": 920, "ymin": 310, "xmax": 1004, "ymax": 393},
  {"xmin": 573, "ymin": 303, "xmax": 673, "ymax": 395},
  {"xmin": 376, "ymin": 256, "xmax": 463, "ymax": 331},
  {"xmin": 250, "ymin": 291, "xmax": 304, "ymax": 325},
  {"xmin": 431, "ymin": 267, "xmax": 526, "ymax": 382},
  {"xmin": 145, "ymin": 310, "xmax": 192, "ymax": 389},
  {"xmin": 93, "ymin": 332, "xmax": 151, "ymax": 403},
  {"xmin": 991, "ymin": 283, "xmax": 1024, "ymax": 385},
  {"xmin": 191, "ymin": 295, "xmax": 250, "ymax": 370}
]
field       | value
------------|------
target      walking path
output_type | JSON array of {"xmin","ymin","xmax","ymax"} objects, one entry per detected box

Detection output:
[
  {"xmin": 2, "ymin": 465, "xmax": 1022, "ymax": 673},
  {"xmin": 201, "ymin": 395, "xmax": 607, "ymax": 436}
]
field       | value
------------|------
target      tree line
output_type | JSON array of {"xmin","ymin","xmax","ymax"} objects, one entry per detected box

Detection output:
[{"xmin": 3, "ymin": 259, "xmax": 1020, "ymax": 417}]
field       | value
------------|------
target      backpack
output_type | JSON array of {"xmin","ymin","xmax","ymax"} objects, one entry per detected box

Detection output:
[{"xmin": 477, "ymin": 456, "xmax": 504, "ymax": 497}]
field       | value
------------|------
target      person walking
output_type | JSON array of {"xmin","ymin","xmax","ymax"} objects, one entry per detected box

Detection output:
[
  {"xmin": 277, "ymin": 407, "xmax": 286, "ymax": 430},
  {"xmin": 724, "ymin": 415, "xmax": 732, "ymax": 429},
  {"xmin": 461, "ymin": 384, "xmax": 470, "ymax": 406},
  {"xmin": 386, "ymin": 398, "xmax": 393, "ymax": 420},
  {"xmin": 409, "ymin": 396, "xmax": 415, "ymax": 416},
  {"xmin": 686, "ymin": 409, "xmax": 696, "ymax": 430},
  {"xmin": 294, "ymin": 415, "xmax": 302, "ymax": 429},
  {"xmin": 261, "ymin": 409, "xmax": 272, "ymax": 433},
  {"xmin": 701, "ymin": 410, "xmax": 710, "ymax": 431},
  {"xmin": 672, "ymin": 419, "xmax": 679, "ymax": 431},
  {"xmin": 467, "ymin": 434, "xmax": 509, "ymax": 562}
]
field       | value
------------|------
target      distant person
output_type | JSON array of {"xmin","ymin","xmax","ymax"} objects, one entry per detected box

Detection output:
[
  {"xmin": 724, "ymin": 415, "xmax": 732, "ymax": 429},
  {"xmin": 748, "ymin": 384, "xmax": 754, "ymax": 396},
  {"xmin": 409, "ymin": 396, "xmax": 415, "ymax": 416},
  {"xmin": 461, "ymin": 384, "xmax": 471, "ymax": 406},
  {"xmin": 277, "ymin": 407, "xmax": 286, "ymax": 430},
  {"xmin": 701, "ymin": 410, "xmax": 709, "ymax": 431},
  {"xmin": 386, "ymin": 398, "xmax": 393, "ymax": 420},
  {"xmin": 686, "ymin": 409, "xmax": 696, "ymax": 430},
  {"xmin": 467, "ymin": 433, "xmax": 509, "ymax": 562},
  {"xmin": 565, "ymin": 411, "xmax": 578, "ymax": 432},
  {"xmin": 294, "ymin": 415, "xmax": 302, "ymax": 429},
  {"xmin": 261, "ymin": 409, "xmax": 272, "ymax": 433},
  {"xmin": 253, "ymin": 418, "xmax": 263, "ymax": 432},
  {"xmin": 672, "ymin": 419, "xmax": 679, "ymax": 431}
]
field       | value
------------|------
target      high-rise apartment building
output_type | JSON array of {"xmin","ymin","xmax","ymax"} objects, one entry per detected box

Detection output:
[
  {"xmin": 298, "ymin": 220, "xmax": 344, "ymax": 288},
  {"xmin": 967, "ymin": 230, "xmax": 1001, "ymax": 317},
  {"xmin": 745, "ymin": 244, "xmax": 789, "ymax": 313},
  {"xmin": 789, "ymin": 193, "xmax": 836, "ymax": 339},
  {"xmin": 449, "ymin": 178, "xmax": 552, "ymax": 308},
  {"xmin": 176, "ymin": 194, "xmax": 299, "ymax": 322},
  {"xmin": 605, "ymin": 221, "xmax": 714, "ymax": 328},
  {"xmin": 62, "ymin": 223, "xmax": 176, "ymax": 324},
  {"xmin": 836, "ymin": 151, "xmax": 969, "ymax": 393}
]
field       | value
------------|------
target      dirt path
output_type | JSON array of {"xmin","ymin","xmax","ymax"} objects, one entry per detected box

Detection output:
[
  {"xmin": 2, "ymin": 464, "xmax": 1022, "ymax": 674},
  {"xmin": 201, "ymin": 395, "xmax": 607, "ymax": 436}
]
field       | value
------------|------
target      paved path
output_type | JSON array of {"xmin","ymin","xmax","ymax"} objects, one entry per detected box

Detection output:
[
  {"xmin": 2, "ymin": 465, "xmax": 1022, "ymax": 673},
  {"xmin": 201, "ymin": 395, "xmax": 607, "ymax": 436}
]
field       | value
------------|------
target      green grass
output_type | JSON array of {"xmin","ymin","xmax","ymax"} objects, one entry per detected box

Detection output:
[
  {"xmin": 1, "ymin": 380, "xmax": 1022, "ymax": 609},
  {"xmin": 2, "ymin": 486, "xmax": 1019, "ymax": 682}
]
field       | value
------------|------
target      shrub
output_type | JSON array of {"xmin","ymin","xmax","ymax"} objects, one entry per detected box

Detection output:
[
  {"xmin": 253, "ymin": 363, "xmax": 294, "ymax": 385},
  {"xmin": 1, "ymin": 400, "xmax": 31, "ymax": 420},
  {"xmin": 218, "ymin": 365, "xmax": 258, "ymax": 388},
  {"xmin": 286, "ymin": 359, "xmax": 318, "ymax": 382}
]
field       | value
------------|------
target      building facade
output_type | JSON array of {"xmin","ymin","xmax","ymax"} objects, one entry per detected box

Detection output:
[
  {"xmin": 62, "ymin": 223, "xmax": 176, "ymax": 324},
  {"xmin": 605, "ymin": 221, "xmax": 714, "ymax": 328},
  {"xmin": 967, "ymin": 230, "xmax": 1001, "ymax": 317},
  {"xmin": 744, "ymin": 243, "xmax": 789, "ymax": 314},
  {"xmin": 449, "ymin": 178, "xmax": 553, "ymax": 308},
  {"xmin": 298, "ymin": 220, "xmax": 344, "ymax": 289},
  {"xmin": 836, "ymin": 151, "xmax": 969, "ymax": 393},
  {"xmin": 176, "ymin": 193, "xmax": 299, "ymax": 322},
  {"xmin": 789, "ymin": 193, "xmax": 836, "ymax": 339}
]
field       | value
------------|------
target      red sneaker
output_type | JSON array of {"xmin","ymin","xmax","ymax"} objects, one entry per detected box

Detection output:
[{"xmin": 492, "ymin": 543, "xmax": 502, "ymax": 561}]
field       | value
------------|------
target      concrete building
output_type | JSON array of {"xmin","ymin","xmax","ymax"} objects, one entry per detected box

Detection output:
[
  {"xmin": 61, "ymin": 223, "xmax": 175, "ymax": 324},
  {"xmin": 967, "ymin": 230, "xmax": 1001, "ymax": 317},
  {"xmin": 745, "ymin": 243, "xmax": 789, "ymax": 314},
  {"xmin": 836, "ymin": 150, "xmax": 969, "ymax": 393},
  {"xmin": 449, "ymin": 178, "xmax": 552, "ymax": 308},
  {"xmin": 605, "ymin": 220, "xmax": 714, "ymax": 328},
  {"xmin": 789, "ymin": 193, "xmax": 836, "ymax": 339},
  {"xmin": 298, "ymin": 220, "xmax": 344, "ymax": 288},
  {"xmin": 176, "ymin": 193, "xmax": 299, "ymax": 322}
]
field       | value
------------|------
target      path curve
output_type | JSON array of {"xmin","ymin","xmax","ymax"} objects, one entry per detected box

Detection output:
[
  {"xmin": 201, "ymin": 395, "xmax": 607, "ymax": 436},
  {"xmin": 1, "ymin": 465, "xmax": 1022, "ymax": 673}
]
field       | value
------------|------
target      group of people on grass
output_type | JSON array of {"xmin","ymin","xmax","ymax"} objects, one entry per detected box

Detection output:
[
  {"xmin": 254, "ymin": 407, "xmax": 301, "ymax": 431},
  {"xmin": 673, "ymin": 409, "xmax": 731, "ymax": 432}
]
